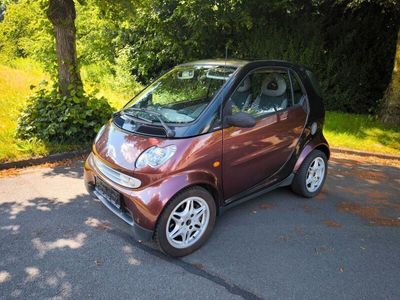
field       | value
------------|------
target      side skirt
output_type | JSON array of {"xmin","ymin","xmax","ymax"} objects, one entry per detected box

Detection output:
[{"xmin": 219, "ymin": 173, "xmax": 294, "ymax": 215}]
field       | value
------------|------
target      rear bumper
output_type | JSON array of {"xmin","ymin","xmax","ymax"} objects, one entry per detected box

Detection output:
[{"xmin": 84, "ymin": 156, "xmax": 153, "ymax": 241}]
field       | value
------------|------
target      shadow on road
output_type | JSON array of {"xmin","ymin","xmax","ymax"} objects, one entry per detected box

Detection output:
[{"xmin": 0, "ymin": 156, "xmax": 399, "ymax": 299}]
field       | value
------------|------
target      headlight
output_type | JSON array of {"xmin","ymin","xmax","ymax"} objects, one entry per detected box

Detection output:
[
  {"xmin": 136, "ymin": 145, "xmax": 177, "ymax": 169},
  {"xmin": 94, "ymin": 125, "xmax": 106, "ymax": 144}
]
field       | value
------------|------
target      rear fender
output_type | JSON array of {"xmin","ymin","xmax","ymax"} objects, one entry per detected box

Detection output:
[{"xmin": 294, "ymin": 140, "xmax": 330, "ymax": 173}]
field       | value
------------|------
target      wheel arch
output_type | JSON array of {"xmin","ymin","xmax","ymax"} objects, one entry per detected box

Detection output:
[
  {"xmin": 315, "ymin": 144, "xmax": 330, "ymax": 160},
  {"xmin": 294, "ymin": 141, "xmax": 330, "ymax": 173},
  {"xmin": 159, "ymin": 182, "xmax": 221, "ymax": 218},
  {"xmin": 152, "ymin": 176, "xmax": 221, "ymax": 237}
]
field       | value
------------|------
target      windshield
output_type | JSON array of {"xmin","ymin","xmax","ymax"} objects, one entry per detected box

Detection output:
[{"xmin": 123, "ymin": 65, "xmax": 237, "ymax": 124}]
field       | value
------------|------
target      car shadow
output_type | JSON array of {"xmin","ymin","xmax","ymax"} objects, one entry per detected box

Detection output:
[{"xmin": 1, "ymin": 155, "xmax": 399, "ymax": 299}]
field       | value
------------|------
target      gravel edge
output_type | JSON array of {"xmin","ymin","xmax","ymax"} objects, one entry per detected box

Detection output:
[
  {"xmin": 331, "ymin": 147, "xmax": 400, "ymax": 160},
  {"xmin": 0, "ymin": 147, "xmax": 399, "ymax": 170},
  {"xmin": 0, "ymin": 150, "xmax": 90, "ymax": 170}
]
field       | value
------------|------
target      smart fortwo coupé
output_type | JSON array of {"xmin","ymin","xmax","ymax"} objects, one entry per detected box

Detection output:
[{"xmin": 84, "ymin": 59, "xmax": 329, "ymax": 256}]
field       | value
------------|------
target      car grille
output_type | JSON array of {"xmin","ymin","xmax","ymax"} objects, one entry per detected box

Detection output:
[{"xmin": 92, "ymin": 155, "xmax": 141, "ymax": 188}]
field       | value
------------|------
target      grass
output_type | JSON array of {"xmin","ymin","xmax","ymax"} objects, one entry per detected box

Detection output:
[
  {"xmin": 324, "ymin": 112, "xmax": 400, "ymax": 155},
  {"xmin": 0, "ymin": 60, "xmax": 130, "ymax": 162},
  {"xmin": 0, "ymin": 60, "xmax": 399, "ymax": 162},
  {"xmin": 0, "ymin": 60, "xmax": 57, "ymax": 162}
]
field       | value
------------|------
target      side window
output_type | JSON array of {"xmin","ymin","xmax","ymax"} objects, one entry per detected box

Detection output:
[
  {"xmin": 290, "ymin": 70, "xmax": 306, "ymax": 105},
  {"xmin": 230, "ymin": 69, "xmax": 292, "ymax": 118}
]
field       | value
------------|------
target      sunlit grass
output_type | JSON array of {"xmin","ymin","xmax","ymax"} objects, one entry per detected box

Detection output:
[
  {"xmin": 0, "ymin": 61, "xmax": 47, "ymax": 161},
  {"xmin": 324, "ymin": 112, "xmax": 400, "ymax": 155},
  {"xmin": 0, "ymin": 61, "xmax": 82, "ymax": 162},
  {"xmin": 80, "ymin": 63, "xmax": 141, "ymax": 110},
  {"xmin": 84, "ymin": 84, "xmax": 131, "ymax": 110}
]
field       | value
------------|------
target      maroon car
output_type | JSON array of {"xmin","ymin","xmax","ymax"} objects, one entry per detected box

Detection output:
[{"xmin": 84, "ymin": 59, "xmax": 329, "ymax": 256}]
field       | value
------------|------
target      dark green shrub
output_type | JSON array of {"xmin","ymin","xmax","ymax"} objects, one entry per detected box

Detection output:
[
  {"xmin": 114, "ymin": 1, "xmax": 398, "ymax": 115},
  {"xmin": 16, "ymin": 81, "xmax": 113, "ymax": 143}
]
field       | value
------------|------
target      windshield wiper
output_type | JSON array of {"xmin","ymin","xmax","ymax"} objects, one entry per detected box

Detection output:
[
  {"xmin": 122, "ymin": 110, "xmax": 152, "ymax": 123},
  {"xmin": 123, "ymin": 107, "xmax": 175, "ymax": 138}
]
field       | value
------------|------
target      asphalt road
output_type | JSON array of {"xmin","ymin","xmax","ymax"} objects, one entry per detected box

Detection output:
[{"xmin": 0, "ymin": 155, "xmax": 399, "ymax": 299}]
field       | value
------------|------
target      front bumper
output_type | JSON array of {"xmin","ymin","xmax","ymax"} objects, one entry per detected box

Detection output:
[{"xmin": 84, "ymin": 156, "xmax": 153, "ymax": 241}]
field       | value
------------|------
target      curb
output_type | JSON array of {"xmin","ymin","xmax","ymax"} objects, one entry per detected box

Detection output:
[
  {"xmin": 0, "ymin": 149, "xmax": 90, "ymax": 170},
  {"xmin": 331, "ymin": 147, "xmax": 400, "ymax": 160},
  {"xmin": 0, "ymin": 147, "xmax": 399, "ymax": 171}
]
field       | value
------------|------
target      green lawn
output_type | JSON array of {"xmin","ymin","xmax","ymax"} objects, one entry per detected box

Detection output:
[
  {"xmin": 0, "ymin": 60, "xmax": 58, "ymax": 162},
  {"xmin": 324, "ymin": 112, "xmax": 400, "ymax": 155},
  {"xmin": 0, "ymin": 61, "xmax": 399, "ymax": 162}
]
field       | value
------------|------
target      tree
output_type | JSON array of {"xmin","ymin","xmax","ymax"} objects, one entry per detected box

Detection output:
[
  {"xmin": 0, "ymin": 3, "xmax": 5, "ymax": 22},
  {"xmin": 380, "ymin": 29, "xmax": 400, "ymax": 125},
  {"xmin": 339, "ymin": 0, "xmax": 399, "ymax": 122},
  {"xmin": 47, "ymin": 0, "xmax": 82, "ymax": 97}
]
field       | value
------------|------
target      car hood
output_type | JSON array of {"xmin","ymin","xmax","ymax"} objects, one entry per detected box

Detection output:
[{"xmin": 93, "ymin": 122, "xmax": 164, "ymax": 174}]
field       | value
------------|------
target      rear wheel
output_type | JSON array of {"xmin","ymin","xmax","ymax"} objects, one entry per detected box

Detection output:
[
  {"xmin": 291, "ymin": 150, "xmax": 327, "ymax": 198},
  {"xmin": 155, "ymin": 187, "xmax": 216, "ymax": 257}
]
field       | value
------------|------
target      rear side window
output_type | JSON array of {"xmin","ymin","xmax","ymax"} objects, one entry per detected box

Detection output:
[
  {"xmin": 290, "ymin": 70, "xmax": 305, "ymax": 105},
  {"xmin": 306, "ymin": 70, "xmax": 323, "ymax": 97},
  {"xmin": 230, "ymin": 68, "xmax": 293, "ymax": 118}
]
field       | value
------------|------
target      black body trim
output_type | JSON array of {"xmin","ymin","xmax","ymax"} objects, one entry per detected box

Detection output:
[
  {"xmin": 219, "ymin": 173, "xmax": 294, "ymax": 214},
  {"xmin": 85, "ymin": 181, "xmax": 153, "ymax": 241}
]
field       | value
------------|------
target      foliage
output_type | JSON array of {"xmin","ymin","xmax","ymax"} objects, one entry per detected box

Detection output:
[
  {"xmin": 233, "ymin": 3, "xmax": 398, "ymax": 114},
  {"xmin": 319, "ymin": 1, "xmax": 399, "ymax": 113},
  {"xmin": 16, "ymin": 81, "xmax": 113, "ymax": 143},
  {"xmin": 115, "ymin": 0, "xmax": 398, "ymax": 115},
  {"xmin": 0, "ymin": 0, "xmax": 56, "ymax": 74},
  {"xmin": 113, "ymin": 0, "xmax": 253, "ymax": 83},
  {"xmin": 0, "ymin": 0, "xmax": 399, "ymax": 115},
  {"xmin": 71, "ymin": 0, "xmax": 397, "ymax": 115}
]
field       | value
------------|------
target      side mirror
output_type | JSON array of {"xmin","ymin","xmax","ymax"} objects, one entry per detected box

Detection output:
[{"xmin": 225, "ymin": 112, "xmax": 256, "ymax": 128}]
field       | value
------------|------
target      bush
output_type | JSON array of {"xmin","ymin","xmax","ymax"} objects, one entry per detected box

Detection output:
[
  {"xmin": 113, "ymin": 1, "xmax": 398, "ymax": 115},
  {"xmin": 16, "ymin": 81, "xmax": 113, "ymax": 143}
]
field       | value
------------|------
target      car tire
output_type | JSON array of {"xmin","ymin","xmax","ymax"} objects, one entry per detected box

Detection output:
[
  {"xmin": 291, "ymin": 149, "xmax": 327, "ymax": 198},
  {"xmin": 155, "ymin": 186, "xmax": 216, "ymax": 257}
]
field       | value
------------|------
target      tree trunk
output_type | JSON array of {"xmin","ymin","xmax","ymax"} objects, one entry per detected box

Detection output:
[
  {"xmin": 380, "ymin": 29, "xmax": 400, "ymax": 125},
  {"xmin": 47, "ymin": 0, "xmax": 82, "ymax": 97}
]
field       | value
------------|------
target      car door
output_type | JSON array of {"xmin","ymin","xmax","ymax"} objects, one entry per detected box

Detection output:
[{"xmin": 222, "ymin": 67, "xmax": 308, "ymax": 200}]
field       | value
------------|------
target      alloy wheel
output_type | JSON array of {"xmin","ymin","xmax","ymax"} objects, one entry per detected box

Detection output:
[
  {"xmin": 305, "ymin": 157, "xmax": 325, "ymax": 193},
  {"xmin": 166, "ymin": 196, "xmax": 210, "ymax": 249}
]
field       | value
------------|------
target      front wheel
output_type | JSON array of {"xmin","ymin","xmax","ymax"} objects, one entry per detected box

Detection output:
[
  {"xmin": 155, "ymin": 187, "xmax": 216, "ymax": 257},
  {"xmin": 291, "ymin": 150, "xmax": 327, "ymax": 198}
]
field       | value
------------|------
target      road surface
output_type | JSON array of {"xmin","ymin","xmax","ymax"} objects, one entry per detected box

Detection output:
[{"xmin": 0, "ymin": 154, "xmax": 399, "ymax": 299}]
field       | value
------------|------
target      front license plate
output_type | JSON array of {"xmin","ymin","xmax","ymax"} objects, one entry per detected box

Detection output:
[{"xmin": 95, "ymin": 177, "xmax": 121, "ymax": 209}]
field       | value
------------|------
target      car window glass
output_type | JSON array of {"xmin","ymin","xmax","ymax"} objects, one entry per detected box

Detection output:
[
  {"xmin": 290, "ymin": 70, "xmax": 305, "ymax": 105},
  {"xmin": 231, "ymin": 69, "xmax": 292, "ymax": 118},
  {"xmin": 125, "ymin": 66, "xmax": 237, "ymax": 123}
]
